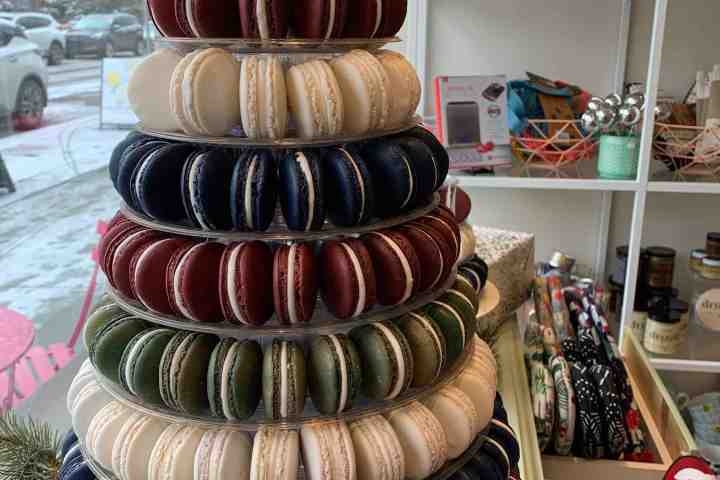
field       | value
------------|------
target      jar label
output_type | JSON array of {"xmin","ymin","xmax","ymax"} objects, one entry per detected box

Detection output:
[
  {"xmin": 697, "ymin": 289, "xmax": 720, "ymax": 331},
  {"xmin": 647, "ymin": 262, "xmax": 674, "ymax": 288},
  {"xmin": 630, "ymin": 311, "xmax": 647, "ymax": 341},
  {"xmin": 643, "ymin": 315, "xmax": 688, "ymax": 354}
]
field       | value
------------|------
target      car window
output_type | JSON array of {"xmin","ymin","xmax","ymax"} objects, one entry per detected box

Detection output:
[
  {"xmin": 0, "ymin": 23, "xmax": 16, "ymax": 47},
  {"xmin": 17, "ymin": 16, "xmax": 51, "ymax": 29}
]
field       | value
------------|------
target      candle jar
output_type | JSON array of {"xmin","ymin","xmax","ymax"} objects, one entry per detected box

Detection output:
[
  {"xmin": 643, "ymin": 296, "xmax": 689, "ymax": 356},
  {"xmin": 688, "ymin": 258, "xmax": 720, "ymax": 359},
  {"xmin": 707, "ymin": 233, "xmax": 720, "ymax": 258},
  {"xmin": 690, "ymin": 249, "xmax": 707, "ymax": 274},
  {"xmin": 645, "ymin": 247, "xmax": 676, "ymax": 289}
]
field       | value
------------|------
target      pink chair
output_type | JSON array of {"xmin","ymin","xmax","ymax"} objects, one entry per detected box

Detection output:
[{"xmin": 0, "ymin": 220, "xmax": 107, "ymax": 410}]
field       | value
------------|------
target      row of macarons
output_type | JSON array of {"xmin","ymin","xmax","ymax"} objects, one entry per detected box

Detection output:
[
  {"xmin": 110, "ymin": 126, "xmax": 449, "ymax": 232},
  {"xmin": 148, "ymin": 0, "xmax": 407, "ymax": 40},
  {"xmin": 85, "ymin": 285, "xmax": 486, "ymax": 421},
  {"xmin": 67, "ymin": 338, "xmax": 498, "ymax": 480},
  {"xmin": 98, "ymin": 210, "xmax": 483, "ymax": 325},
  {"xmin": 130, "ymin": 48, "xmax": 420, "ymax": 139}
]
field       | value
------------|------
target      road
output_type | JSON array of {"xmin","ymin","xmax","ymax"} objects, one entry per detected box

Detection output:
[{"xmin": 43, "ymin": 58, "xmax": 102, "ymax": 126}]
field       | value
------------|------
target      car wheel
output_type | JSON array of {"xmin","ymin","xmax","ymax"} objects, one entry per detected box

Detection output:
[
  {"xmin": 99, "ymin": 42, "xmax": 114, "ymax": 59},
  {"xmin": 13, "ymin": 78, "xmax": 45, "ymax": 131},
  {"xmin": 48, "ymin": 42, "xmax": 64, "ymax": 66},
  {"xmin": 134, "ymin": 38, "xmax": 145, "ymax": 56}
]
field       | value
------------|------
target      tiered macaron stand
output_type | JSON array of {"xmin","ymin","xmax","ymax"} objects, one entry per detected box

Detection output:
[{"xmin": 74, "ymin": 35, "xmax": 503, "ymax": 480}]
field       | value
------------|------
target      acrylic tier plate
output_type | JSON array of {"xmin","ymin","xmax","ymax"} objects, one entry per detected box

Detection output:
[
  {"xmin": 91, "ymin": 338, "xmax": 476, "ymax": 430},
  {"xmin": 154, "ymin": 36, "xmax": 401, "ymax": 54},
  {"xmin": 120, "ymin": 193, "xmax": 439, "ymax": 242}
]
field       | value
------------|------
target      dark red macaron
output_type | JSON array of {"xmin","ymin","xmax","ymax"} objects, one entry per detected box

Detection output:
[
  {"xmin": 292, "ymin": 0, "xmax": 348, "ymax": 39},
  {"xmin": 396, "ymin": 224, "xmax": 445, "ymax": 293},
  {"xmin": 147, "ymin": 0, "xmax": 191, "ymax": 37},
  {"xmin": 99, "ymin": 222, "xmax": 143, "ymax": 283},
  {"xmin": 106, "ymin": 211, "xmax": 129, "ymax": 232},
  {"xmin": 343, "ymin": 0, "xmax": 407, "ymax": 38},
  {"xmin": 439, "ymin": 186, "xmax": 472, "ymax": 223},
  {"xmin": 361, "ymin": 230, "xmax": 420, "ymax": 306},
  {"xmin": 111, "ymin": 229, "xmax": 165, "ymax": 300},
  {"xmin": 405, "ymin": 222, "xmax": 455, "ymax": 285},
  {"xmin": 273, "ymin": 243, "xmax": 318, "ymax": 324},
  {"xmin": 184, "ymin": 0, "xmax": 243, "ymax": 37},
  {"xmin": 130, "ymin": 237, "xmax": 192, "ymax": 315},
  {"xmin": 320, "ymin": 239, "xmax": 377, "ymax": 319},
  {"xmin": 219, "ymin": 242, "xmax": 274, "ymax": 326},
  {"xmin": 166, "ymin": 242, "xmax": 225, "ymax": 323},
  {"xmin": 412, "ymin": 213, "xmax": 461, "ymax": 261},
  {"xmin": 239, "ymin": 0, "xmax": 289, "ymax": 39}
]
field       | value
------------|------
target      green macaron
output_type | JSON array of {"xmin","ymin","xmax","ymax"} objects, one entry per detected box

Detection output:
[
  {"xmin": 262, "ymin": 340, "xmax": 307, "ymax": 420},
  {"xmin": 208, "ymin": 338, "xmax": 263, "ymax": 420},
  {"xmin": 397, "ymin": 311, "xmax": 447, "ymax": 387},
  {"xmin": 159, "ymin": 331, "xmax": 218, "ymax": 415},
  {"xmin": 118, "ymin": 328, "xmax": 175, "ymax": 405},
  {"xmin": 350, "ymin": 322, "xmax": 414, "ymax": 400},
  {"xmin": 453, "ymin": 275, "xmax": 480, "ymax": 312},
  {"xmin": 83, "ymin": 304, "xmax": 131, "ymax": 352},
  {"xmin": 90, "ymin": 316, "xmax": 148, "ymax": 384},
  {"xmin": 425, "ymin": 301, "xmax": 468, "ymax": 365},
  {"xmin": 439, "ymin": 289, "xmax": 477, "ymax": 332},
  {"xmin": 308, "ymin": 334, "xmax": 362, "ymax": 415}
]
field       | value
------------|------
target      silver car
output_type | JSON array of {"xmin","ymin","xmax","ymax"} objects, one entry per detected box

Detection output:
[{"xmin": 0, "ymin": 12, "xmax": 66, "ymax": 65}]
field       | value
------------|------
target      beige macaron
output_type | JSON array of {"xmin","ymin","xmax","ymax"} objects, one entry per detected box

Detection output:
[
  {"xmin": 148, "ymin": 424, "xmax": 205, "ymax": 480},
  {"xmin": 286, "ymin": 59, "xmax": 344, "ymax": 139},
  {"xmin": 112, "ymin": 412, "xmax": 169, "ymax": 480},
  {"xmin": 423, "ymin": 386, "xmax": 480, "ymax": 459},
  {"xmin": 240, "ymin": 55, "xmax": 288, "ymax": 139},
  {"xmin": 71, "ymin": 381, "xmax": 112, "ymax": 442},
  {"xmin": 170, "ymin": 48, "xmax": 241, "ymax": 137},
  {"xmin": 454, "ymin": 367, "xmax": 495, "ymax": 431},
  {"xmin": 386, "ymin": 401, "xmax": 448, "ymax": 480},
  {"xmin": 85, "ymin": 401, "xmax": 133, "ymax": 470},
  {"xmin": 250, "ymin": 427, "xmax": 299, "ymax": 480},
  {"xmin": 300, "ymin": 421, "xmax": 356, "ymax": 480},
  {"xmin": 349, "ymin": 415, "xmax": 405, "ymax": 480},
  {"xmin": 331, "ymin": 50, "xmax": 391, "ymax": 135},
  {"xmin": 128, "ymin": 48, "xmax": 183, "ymax": 132},
  {"xmin": 377, "ymin": 50, "xmax": 421, "ymax": 127},
  {"xmin": 66, "ymin": 359, "xmax": 95, "ymax": 413}
]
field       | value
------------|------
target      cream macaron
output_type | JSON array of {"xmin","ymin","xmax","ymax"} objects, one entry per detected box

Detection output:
[
  {"xmin": 454, "ymin": 367, "xmax": 495, "ymax": 432},
  {"xmin": 85, "ymin": 401, "xmax": 133, "ymax": 470},
  {"xmin": 348, "ymin": 415, "xmax": 405, "ymax": 480},
  {"xmin": 170, "ymin": 48, "xmax": 241, "ymax": 137},
  {"xmin": 250, "ymin": 427, "xmax": 299, "ymax": 480},
  {"xmin": 66, "ymin": 359, "xmax": 95, "ymax": 413},
  {"xmin": 112, "ymin": 412, "xmax": 169, "ymax": 480},
  {"xmin": 386, "ymin": 401, "xmax": 448, "ymax": 480},
  {"xmin": 376, "ymin": 50, "xmax": 421, "ymax": 127},
  {"xmin": 71, "ymin": 381, "xmax": 112, "ymax": 442},
  {"xmin": 423, "ymin": 386, "xmax": 480, "ymax": 459},
  {"xmin": 128, "ymin": 48, "xmax": 183, "ymax": 132},
  {"xmin": 286, "ymin": 59, "xmax": 344, "ymax": 139},
  {"xmin": 148, "ymin": 424, "xmax": 205, "ymax": 480},
  {"xmin": 194, "ymin": 428, "xmax": 253, "ymax": 480},
  {"xmin": 301, "ymin": 421, "xmax": 356, "ymax": 480},
  {"xmin": 331, "ymin": 50, "xmax": 391, "ymax": 135},
  {"xmin": 239, "ymin": 55, "xmax": 288, "ymax": 139}
]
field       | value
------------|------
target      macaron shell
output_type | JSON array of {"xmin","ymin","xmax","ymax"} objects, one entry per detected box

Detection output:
[
  {"xmin": 397, "ymin": 312, "xmax": 447, "ymax": 387},
  {"xmin": 323, "ymin": 147, "xmax": 375, "ymax": 228},
  {"xmin": 349, "ymin": 415, "xmax": 405, "ymax": 480},
  {"xmin": 128, "ymin": 49, "xmax": 182, "ymax": 132},
  {"xmin": 83, "ymin": 304, "xmax": 131, "ymax": 353},
  {"xmin": 186, "ymin": 0, "xmax": 243, "ymax": 37},
  {"xmin": 455, "ymin": 368, "xmax": 495, "ymax": 431},
  {"xmin": 396, "ymin": 224, "xmax": 444, "ymax": 292},
  {"xmin": 90, "ymin": 317, "xmax": 148, "ymax": 384},
  {"xmin": 171, "ymin": 333, "xmax": 218, "ymax": 415},
  {"xmin": 404, "ymin": 126, "xmax": 449, "ymax": 190},
  {"xmin": 342, "ymin": 0, "xmax": 380, "ymax": 37},
  {"xmin": 66, "ymin": 361, "xmax": 96, "ymax": 414},
  {"xmin": 219, "ymin": 241, "xmax": 274, "ymax": 325},
  {"xmin": 272, "ymin": 243, "xmax": 319, "ymax": 324},
  {"xmin": 86, "ymin": 401, "xmax": 132, "ymax": 470},
  {"xmin": 99, "ymin": 222, "xmax": 143, "ymax": 284},
  {"xmin": 239, "ymin": 0, "xmax": 290, "ymax": 38},
  {"xmin": 195, "ymin": 148, "xmax": 237, "ymax": 231},
  {"xmin": 278, "ymin": 150, "xmax": 326, "ymax": 231},
  {"xmin": 330, "ymin": 53, "xmax": 376, "ymax": 135},
  {"xmin": 412, "ymin": 214, "xmax": 460, "ymax": 260},
  {"xmin": 71, "ymin": 383, "xmax": 112, "ymax": 441},
  {"xmin": 112, "ymin": 413, "xmax": 168, "ymax": 480},
  {"xmin": 292, "ymin": 0, "xmax": 348, "ymax": 38},
  {"xmin": 194, "ymin": 429, "xmax": 253, "ymax": 480},
  {"xmin": 149, "ymin": 424, "xmax": 205, "ymax": 480},
  {"xmin": 250, "ymin": 427, "xmax": 299, "ymax": 480},
  {"xmin": 262, "ymin": 340, "xmax": 307, "ymax": 420},
  {"xmin": 111, "ymin": 229, "xmax": 164, "ymax": 299},
  {"xmin": 300, "ymin": 421, "xmax": 356, "ymax": 480},
  {"xmin": 439, "ymin": 186, "xmax": 472, "ymax": 223},
  {"xmin": 376, "ymin": 0, "xmax": 407, "ymax": 37},
  {"xmin": 308, "ymin": 334, "xmax": 362, "ymax": 414},
  {"xmin": 118, "ymin": 329, "xmax": 175, "ymax": 405},
  {"xmin": 131, "ymin": 238, "xmax": 191, "ymax": 315},
  {"xmin": 425, "ymin": 302, "xmax": 466, "ymax": 365},
  {"xmin": 397, "ymin": 137, "xmax": 437, "ymax": 204},
  {"xmin": 166, "ymin": 242, "xmax": 224, "ymax": 323},
  {"xmin": 109, "ymin": 135, "xmax": 151, "ymax": 188},
  {"xmin": 320, "ymin": 239, "xmax": 377, "ymax": 319},
  {"xmin": 361, "ymin": 140, "xmax": 416, "ymax": 216},
  {"xmin": 230, "ymin": 150, "xmax": 278, "ymax": 232},
  {"xmin": 362, "ymin": 230, "xmax": 420, "ymax": 306},
  {"xmin": 286, "ymin": 60, "xmax": 344, "ymax": 138},
  {"xmin": 147, "ymin": 0, "xmax": 188, "ymax": 36},
  {"xmin": 377, "ymin": 50, "xmax": 420, "ymax": 126},
  {"xmin": 423, "ymin": 386, "xmax": 480, "ymax": 459},
  {"xmin": 240, "ymin": 55, "xmax": 288, "ymax": 139}
]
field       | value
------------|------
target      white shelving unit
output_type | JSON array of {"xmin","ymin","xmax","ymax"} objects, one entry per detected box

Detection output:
[{"xmin": 449, "ymin": 0, "xmax": 720, "ymax": 375}]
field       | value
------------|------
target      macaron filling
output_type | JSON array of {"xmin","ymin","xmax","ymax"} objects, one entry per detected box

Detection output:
[
  {"xmin": 324, "ymin": 0, "xmax": 337, "ymax": 39},
  {"xmin": 295, "ymin": 152, "xmax": 316, "ymax": 231},
  {"xmin": 172, "ymin": 245, "xmax": 204, "ymax": 321},
  {"xmin": 286, "ymin": 245, "xmax": 299, "ymax": 324},
  {"xmin": 328, "ymin": 334, "xmax": 349, "ymax": 412},
  {"xmin": 226, "ymin": 244, "xmax": 249, "ymax": 325},
  {"xmin": 373, "ymin": 323, "xmax": 406, "ymax": 399},
  {"xmin": 256, "ymin": 0, "xmax": 270, "ymax": 39},
  {"xmin": 339, "ymin": 148, "xmax": 366, "ymax": 223},
  {"xmin": 280, "ymin": 341, "xmax": 289, "ymax": 417},
  {"xmin": 340, "ymin": 242, "xmax": 367, "ymax": 317},
  {"xmin": 372, "ymin": 0, "xmax": 383, "ymax": 37},
  {"xmin": 244, "ymin": 154, "xmax": 259, "ymax": 230}
]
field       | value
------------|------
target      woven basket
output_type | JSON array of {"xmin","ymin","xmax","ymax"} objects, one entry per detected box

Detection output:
[
  {"xmin": 511, "ymin": 120, "xmax": 597, "ymax": 175},
  {"xmin": 653, "ymin": 123, "xmax": 720, "ymax": 180}
]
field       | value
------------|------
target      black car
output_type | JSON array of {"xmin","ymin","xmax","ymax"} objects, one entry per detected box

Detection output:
[{"xmin": 66, "ymin": 13, "xmax": 144, "ymax": 59}]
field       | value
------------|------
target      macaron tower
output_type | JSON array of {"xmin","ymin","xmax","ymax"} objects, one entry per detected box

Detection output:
[{"xmin": 70, "ymin": 6, "xmax": 505, "ymax": 480}]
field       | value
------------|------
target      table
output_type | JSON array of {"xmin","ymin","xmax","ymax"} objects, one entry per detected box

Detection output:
[{"xmin": 0, "ymin": 307, "xmax": 35, "ymax": 410}]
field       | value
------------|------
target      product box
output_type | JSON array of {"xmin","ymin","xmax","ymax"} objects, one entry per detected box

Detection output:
[
  {"xmin": 434, "ymin": 75, "xmax": 513, "ymax": 170},
  {"xmin": 473, "ymin": 226, "xmax": 534, "ymax": 325}
]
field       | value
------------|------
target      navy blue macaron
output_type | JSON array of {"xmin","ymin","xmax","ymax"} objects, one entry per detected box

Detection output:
[
  {"xmin": 60, "ymin": 429, "xmax": 78, "ymax": 459},
  {"xmin": 109, "ymin": 132, "xmax": 151, "ymax": 188},
  {"xmin": 482, "ymin": 437, "xmax": 511, "ymax": 479},
  {"xmin": 116, "ymin": 140, "xmax": 168, "ymax": 209},
  {"xmin": 230, "ymin": 149, "xmax": 278, "ymax": 232},
  {"xmin": 278, "ymin": 150, "xmax": 325, "ymax": 231},
  {"xmin": 404, "ymin": 126, "xmax": 450, "ymax": 190},
  {"xmin": 493, "ymin": 393, "xmax": 509, "ymax": 424},
  {"xmin": 396, "ymin": 136, "xmax": 437, "ymax": 205},
  {"xmin": 181, "ymin": 148, "xmax": 236, "ymax": 231},
  {"xmin": 58, "ymin": 455, "xmax": 96, "ymax": 480},
  {"xmin": 322, "ymin": 147, "xmax": 375, "ymax": 227},
  {"xmin": 467, "ymin": 452, "xmax": 505, "ymax": 480},
  {"xmin": 361, "ymin": 139, "xmax": 416, "ymax": 217},
  {"xmin": 490, "ymin": 419, "xmax": 521, "ymax": 467},
  {"xmin": 133, "ymin": 143, "xmax": 197, "ymax": 222}
]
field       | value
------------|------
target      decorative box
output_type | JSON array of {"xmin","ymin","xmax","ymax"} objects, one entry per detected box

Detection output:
[{"xmin": 473, "ymin": 226, "xmax": 534, "ymax": 326}]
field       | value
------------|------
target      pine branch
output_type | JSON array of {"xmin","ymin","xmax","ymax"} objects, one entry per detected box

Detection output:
[{"xmin": 0, "ymin": 412, "xmax": 61, "ymax": 480}]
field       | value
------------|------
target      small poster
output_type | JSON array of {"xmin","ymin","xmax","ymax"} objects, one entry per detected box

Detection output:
[{"xmin": 100, "ymin": 57, "xmax": 142, "ymax": 128}]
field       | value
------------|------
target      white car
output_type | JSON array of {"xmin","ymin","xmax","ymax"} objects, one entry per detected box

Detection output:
[
  {"xmin": 0, "ymin": 20, "xmax": 48, "ymax": 130},
  {"xmin": 0, "ymin": 12, "xmax": 65, "ymax": 65}
]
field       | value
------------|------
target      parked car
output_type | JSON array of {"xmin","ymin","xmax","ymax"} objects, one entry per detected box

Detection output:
[
  {"xmin": 65, "ymin": 13, "xmax": 144, "ymax": 59},
  {"xmin": 0, "ymin": 20, "xmax": 48, "ymax": 130},
  {"xmin": 0, "ymin": 12, "xmax": 66, "ymax": 65}
]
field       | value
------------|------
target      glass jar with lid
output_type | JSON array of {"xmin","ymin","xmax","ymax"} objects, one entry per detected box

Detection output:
[{"xmin": 688, "ymin": 257, "xmax": 720, "ymax": 360}]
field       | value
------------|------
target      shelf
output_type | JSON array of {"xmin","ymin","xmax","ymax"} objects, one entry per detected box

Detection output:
[
  {"xmin": 455, "ymin": 173, "xmax": 640, "ymax": 192},
  {"xmin": 649, "ymin": 357, "xmax": 720, "ymax": 374},
  {"xmin": 647, "ymin": 181, "xmax": 720, "ymax": 194}
]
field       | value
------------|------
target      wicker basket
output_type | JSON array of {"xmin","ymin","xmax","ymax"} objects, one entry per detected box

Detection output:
[
  {"xmin": 653, "ymin": 123, "xmax": 720, "ymax": 180},
  {"xmin": 511, "ymin": 120, "xmax": 597, "ymax": 176}
]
